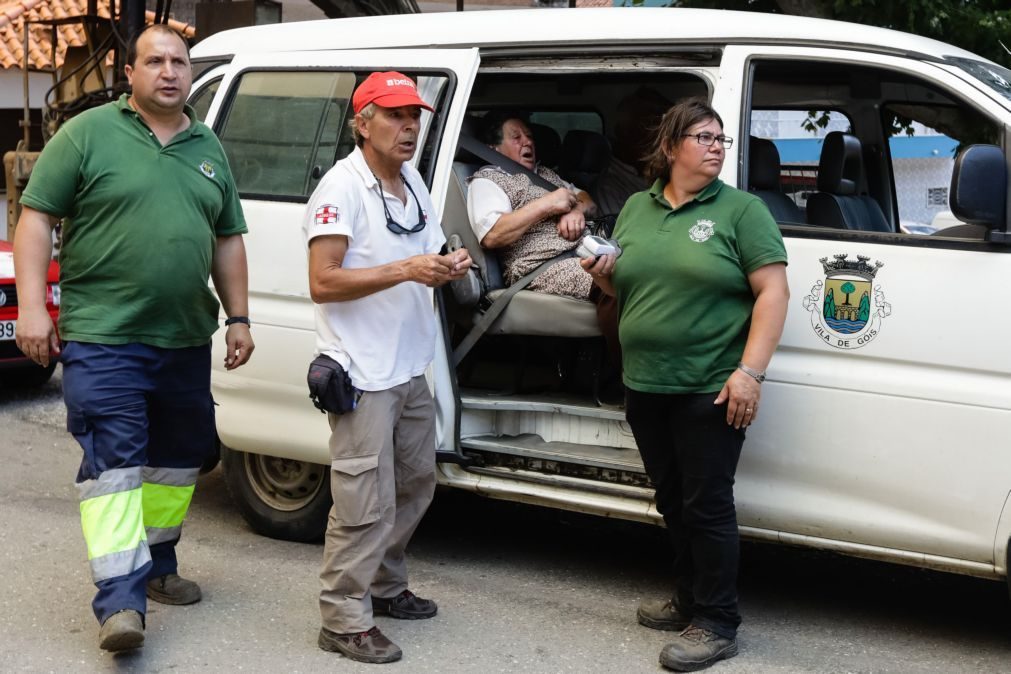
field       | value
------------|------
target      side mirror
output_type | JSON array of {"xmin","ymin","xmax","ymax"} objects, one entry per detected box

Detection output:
[{"xmin": 949, "ymin": 144, "xmax": 1010, "ymax": 243}]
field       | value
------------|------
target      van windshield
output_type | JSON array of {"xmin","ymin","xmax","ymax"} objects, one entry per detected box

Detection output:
[{"xmin": 946, "ymin": 57, "xmax": 1011, "ymax": 105}]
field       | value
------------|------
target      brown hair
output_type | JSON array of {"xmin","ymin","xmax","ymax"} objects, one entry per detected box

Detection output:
[{"xmin": 642, "ymin": 98, "xmax": 724, "ymax": 183}]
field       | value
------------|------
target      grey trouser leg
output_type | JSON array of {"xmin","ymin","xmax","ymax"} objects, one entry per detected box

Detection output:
[{"xmin": 319, "ymin": 376, "xmax": 437, "ymax": 633}]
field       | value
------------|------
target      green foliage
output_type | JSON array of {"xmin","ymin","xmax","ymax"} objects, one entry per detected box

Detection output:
[
  {"xmin": 840, "ymin": 281, "xmax": 855, "ymax": 304},
  {"xmin": 671, "ymin": 0, "xmax": 1010, "ymax": 68}
]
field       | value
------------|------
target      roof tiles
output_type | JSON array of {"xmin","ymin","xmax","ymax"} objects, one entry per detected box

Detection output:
[{"xmin": 0, "ymin": 0, "xmax": 195, "ymax": 70}]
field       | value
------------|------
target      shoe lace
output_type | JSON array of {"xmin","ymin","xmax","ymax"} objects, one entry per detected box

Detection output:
[
  {"xmin": 353, "ymin": 627, "xmax": 381, "ymax": 646},
  {"xmin": 680, "ymin": 625, "xmax": 715, "ymax": 643}
]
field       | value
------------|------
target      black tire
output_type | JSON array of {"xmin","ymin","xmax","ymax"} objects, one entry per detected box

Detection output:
[
  {"xmin": 2, "ymin": 362, "xmax": 57, "ymax": 388},
  {"xmin": 220, "ymin": 445, "xmax": 331, "ymax": 542}
]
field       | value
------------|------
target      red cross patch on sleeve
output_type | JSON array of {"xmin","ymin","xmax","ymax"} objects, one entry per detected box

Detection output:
[{"xmin": 314, "ymin": 205, "xmax": 340, "ymax": 226}]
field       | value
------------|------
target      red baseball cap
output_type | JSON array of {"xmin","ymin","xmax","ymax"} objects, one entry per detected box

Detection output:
[{"xmin": 352, "ymin": 72, "xmax": 435, "ymax": 115}]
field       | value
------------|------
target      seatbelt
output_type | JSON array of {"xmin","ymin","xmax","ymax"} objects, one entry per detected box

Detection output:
[
  {"xmin": 452, "ymin": 250, "xmax": 575, "ymax": 366},
  {"xmin": 451, "ymin": 133, "xmax": 582, "ymax": 366},
  {"xmin": 458, "ymin": 134, "xmax": 561, "ymax": 193}
]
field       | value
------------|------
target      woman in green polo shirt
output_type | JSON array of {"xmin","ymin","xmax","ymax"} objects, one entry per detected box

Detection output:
[{"xmin": 582, "ymin": 98, "xmax": 789, "ymax": 672}]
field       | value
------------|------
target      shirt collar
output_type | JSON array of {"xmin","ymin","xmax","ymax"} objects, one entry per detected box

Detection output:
[
  {"xmin": 649, "ymin": 177, "xmax": 724, "ymax": 208},
  {"xmin": 348, "ymin": 146, "xmax": 380, "ymax": 189},
  {"xmin": 117, "ymin": 93, "xmax": 202, "ymax": 136}
]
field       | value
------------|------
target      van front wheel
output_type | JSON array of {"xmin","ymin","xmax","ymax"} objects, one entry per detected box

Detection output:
[{"xmin": 221, "ymin": 445, "xmax": 330, "ymax": 542}]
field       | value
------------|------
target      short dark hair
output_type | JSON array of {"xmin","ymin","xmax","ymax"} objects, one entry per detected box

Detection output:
[
  {"xmin": 126, "ymin": 24, "xmax": 190, "ymax": 67},
  {"xmin": 480, "ymin": 109, "xmax": 530, "ymax": 146},
  {"xmin": 643, "ymin": 97, "xmax": 724, "ymax": 182}
]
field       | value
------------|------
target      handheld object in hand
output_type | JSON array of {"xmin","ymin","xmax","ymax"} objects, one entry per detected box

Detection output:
[{"xmin": 575, "ymin": 234, "xmax": 621, "ymax": 260}]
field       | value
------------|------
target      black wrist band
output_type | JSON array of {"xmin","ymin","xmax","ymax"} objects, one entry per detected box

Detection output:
[{"xmin": 225, "ymin": 316, "xmax": 250, "ymax": 327}]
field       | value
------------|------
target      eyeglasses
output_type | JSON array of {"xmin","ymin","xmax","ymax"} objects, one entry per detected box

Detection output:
[
  {"xmin": 681, "ymin": 132, "xmax": 734, "ymax": 149},
  {"xmin": 374, "ymin": 173, "xmax": 426, "ymax": 235}
]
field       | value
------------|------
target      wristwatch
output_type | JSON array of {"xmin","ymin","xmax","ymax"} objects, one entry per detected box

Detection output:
[
  {"xmin": 737, "ymin": 361, "xmax": 766, "ymax": 383},
  {"xmin": 225, "ymin": 316, "xmax": 251, "ymax": 327}
]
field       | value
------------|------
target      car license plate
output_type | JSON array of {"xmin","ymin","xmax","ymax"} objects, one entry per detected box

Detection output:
[{"xmin": 0, "ymin": 319, "xmax": 15, "ymax": 341}]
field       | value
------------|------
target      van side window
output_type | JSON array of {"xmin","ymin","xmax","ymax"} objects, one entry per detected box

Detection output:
[
  {"xmin": 216, "ymin": 71, "xmax": 357, "ymax": 199},
  {"xmin": 189, "ymin": 77, "xmax": 222, "ymax": 123},
  {"xmin": 216, "ymin": 71, "xmax": 450, "ymax": 199},
  {"xmin": 748, "ymin": 59, "xmax": 1004, "ymax": 240},
  {"xmin": 749, "ymin": 109, "xmax": 851, "ymax": 219}
]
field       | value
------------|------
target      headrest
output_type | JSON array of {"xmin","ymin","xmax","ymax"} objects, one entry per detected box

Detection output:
[
  {"xmin": 817, "ymin": 132, "xmax": 862, "ymax": 196},
  {"xmin": 950, "ymin": 144, "xmax": 1007, "ymax": 227},
  {"xmin": 748, "ymin": 137, "xmax": 782, "ymax": 191},
  {"xmin": 560, "ymin": 130, "xmax": 612, "ymax": 175},
  {"xmin": 529, "ymin": 122, "xmax": 561, "ymax": 168}
]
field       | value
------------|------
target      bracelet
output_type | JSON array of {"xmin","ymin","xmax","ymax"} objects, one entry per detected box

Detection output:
[
  {"xmin": 737, "ymin": 361, "xmax": 766, "ymax": 383},
  {"xmin": 225, "ymin": 316, "xmax": 250, "ymax": 327}
]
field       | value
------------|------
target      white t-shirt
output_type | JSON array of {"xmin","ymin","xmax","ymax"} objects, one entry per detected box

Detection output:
[
  {"xmin": 466, "ymin": 166, "xmax": 581, "ymax": 244},
  {"xmin": 303, "ymin": 147, "xmax": 446, "ymax": 391}
]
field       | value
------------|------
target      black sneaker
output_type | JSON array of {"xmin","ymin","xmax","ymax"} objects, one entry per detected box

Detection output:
[
  {"xmin": 372, "ymin": 589, "xmax": 438, "ymax": 620},
  {"xmin": 318, "ymin": 626, "xmax": 402, "ymax": 664},
  {"xmin": 659, "ymin": 625, "xmax": 738, "ymax": 672},
  {"xmin": 637, "ymin": 598, "xmax": 692, "ymax": 631}
]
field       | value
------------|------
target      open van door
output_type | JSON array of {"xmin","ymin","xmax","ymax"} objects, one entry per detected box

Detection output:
[{"xmin": 200, "ymin": 48, "xmax": 479, "ymax": 541}]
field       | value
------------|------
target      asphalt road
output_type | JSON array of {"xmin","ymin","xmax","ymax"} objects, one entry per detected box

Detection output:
[{"xmin": 2, "ymin": 369, "xmax": 1010, "ymax": 673}]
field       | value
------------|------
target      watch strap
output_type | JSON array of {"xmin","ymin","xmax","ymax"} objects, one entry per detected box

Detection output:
[
  {"xmin": 225, "ymin": 316, "xmax": 250, "ymax": 327},
  {"xmin": 737, "ymin": 361, "xmax": 766, "ymax": 383}
]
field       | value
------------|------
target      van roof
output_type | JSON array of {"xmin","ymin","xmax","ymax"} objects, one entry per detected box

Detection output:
[{"xmin": 191, "ymin": 7, "xmax": 984, "ymax": 63}]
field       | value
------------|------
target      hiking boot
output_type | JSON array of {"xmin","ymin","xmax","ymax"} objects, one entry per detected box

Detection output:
[
  {"xmin": 98, "ymin": 609, "xmax": 144, "ymax": 652},
  {"xmin": 659, "ymin": 625, "xmax": 739, "ymax": 672},
  {"xmin": 637, "ymin": 598, "xmax": 691, "ymax": 631},
  {"xmin": 372, "ymin": 589, "xmax": 438, "ymax": 620},
  {"xmin": 318, "ymin": 626, "xmax": 402, "ymax": 664},
  {"xmin": 146, "ymin": 573, "xmax": 202, "ymax": 605}
]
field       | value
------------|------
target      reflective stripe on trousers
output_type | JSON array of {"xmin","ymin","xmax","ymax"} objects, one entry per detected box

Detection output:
[
  {"xmin": 142, "ymin": 466, "xmax": 200, "ymax": 545},
  {"xmin": 78, "ymin": 466, "xmax": 151, "ymax": 583}
]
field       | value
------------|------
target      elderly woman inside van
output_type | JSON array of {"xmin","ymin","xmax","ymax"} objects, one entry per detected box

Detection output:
[
  {"xmin": 466, "ymin": 111, "xmax": 598, "ymax": 299},
  {"xmin": 583, "ymin": 98, "xmax": 789, "ymax": 672}
]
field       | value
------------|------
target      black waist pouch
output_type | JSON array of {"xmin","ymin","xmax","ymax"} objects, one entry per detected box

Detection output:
[{"xmin": 307, "ymin": 354, "xmax": 359, "ymax": 414}]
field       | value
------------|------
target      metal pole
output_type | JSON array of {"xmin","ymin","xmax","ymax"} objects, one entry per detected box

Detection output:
[
  {"xmin": 457, "ymin": 0, "xmax": 464, "ymax": 11},
  {"xmin": 20, "ymin": 20, "xmax": 29, "ymax": 148}
]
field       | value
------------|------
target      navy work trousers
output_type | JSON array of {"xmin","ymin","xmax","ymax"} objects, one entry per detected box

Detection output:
[
  {"xmin": 625, "ymin": 389, "xmax": 745, "ymax": 639},
  {"xmin": 62, "ymin": 341, "xmax": 216, "ymax": 625}
]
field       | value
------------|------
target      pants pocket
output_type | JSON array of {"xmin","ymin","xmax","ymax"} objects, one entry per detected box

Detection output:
[
  {"xmin": 330, "ymin": 454, "xmax": 380, "ymax": 526},
  {"xmin": 67, "ymin": 409, "xmax": 98, "ymax": 482}
]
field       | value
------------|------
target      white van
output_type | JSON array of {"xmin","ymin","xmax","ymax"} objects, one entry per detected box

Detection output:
[{"xmin": 188, "ymin": 8, "xmax": 1011, "ymax": 592}]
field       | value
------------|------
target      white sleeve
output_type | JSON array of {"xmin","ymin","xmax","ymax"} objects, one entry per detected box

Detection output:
[
  {"xmin": 304, "ymin": 169, "xmax": 357, "ymax": 246},
  {"xmin": 467, "ymin": 177, "xmax": 513, "ymax": 245}
]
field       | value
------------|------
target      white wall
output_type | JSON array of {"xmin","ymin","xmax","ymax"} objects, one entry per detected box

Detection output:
[{"xmin": 0, "ymin": 71, "xmax": 57, "ymax": 109}]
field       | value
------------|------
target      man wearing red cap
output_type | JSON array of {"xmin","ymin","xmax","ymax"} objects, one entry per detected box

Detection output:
[{"xmin": 303, "ymin": 72, "xmax": 472, "ymax": 664}]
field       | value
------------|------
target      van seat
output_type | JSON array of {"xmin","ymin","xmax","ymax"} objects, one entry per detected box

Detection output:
[
  {"xmin": 806, "ymin": 132, "xmax": 890, "ymax": 232},
  {"xmin": 529, "ymin": 122, "xmax": 562, "ymax": 170},
  {"xmin": 748, "ymin": 136, "xmax": 803, "ymax": 224},
  {"xmin": 559, "ymin": 129, "xmax": 611, "ymax": 193},
  {"xmin": 446, "ymin": 134, "xmax": 600, "ymax": 340}
]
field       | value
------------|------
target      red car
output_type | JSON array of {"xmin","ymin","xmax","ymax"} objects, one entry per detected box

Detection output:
[{"xmin": 0, "ymin": 239, "xmax": 60, "ymax": 387}]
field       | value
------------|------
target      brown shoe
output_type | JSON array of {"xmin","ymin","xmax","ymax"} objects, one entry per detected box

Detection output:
[
  {"xmin": 146, "ymin": 573, "xmax": 202, "ymax": 605},
  {"xmin": 98, "ymin": 609, "xmax": 144, "ymax": 652},
  {"xmin": 659, "ymin": 624, "xmax": 738, "ymax": 672},
  {"xmin": 372, "ymin": 589, "xmax": 437, "ymax": 620},
  {"xmin": 318, "ymin": 626, "xmax": 402, "ymax": 664},
  {"xmin": 637, "ymin": 598, "xmax": 691, "ymax": 631}
]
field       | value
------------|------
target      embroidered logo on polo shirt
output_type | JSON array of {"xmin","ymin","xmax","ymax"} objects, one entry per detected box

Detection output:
[
  {"xmin": 688, "ymin": 219, "xmax": 715, "ymax": 242},
  {"xmin": 199, "ymin": 161, "xmax": 216, "ymax": 178},
  {"xmin": 315, "ymin": 205, "xmax": 340, "ymax": 226}
]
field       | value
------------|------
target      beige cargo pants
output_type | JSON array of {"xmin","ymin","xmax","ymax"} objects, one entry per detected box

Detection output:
[{"xmin": 319, "ymin": 375, "xmax": 437, "ymax": 633}]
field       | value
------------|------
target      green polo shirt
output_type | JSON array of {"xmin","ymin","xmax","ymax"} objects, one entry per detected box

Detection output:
[
  {"xmin": 21, "ymin": 95, "xmax": 246, "ymax": 348},
  {"xmin": 612, "ymin": 178, "xmax": 787, "ymax": 394}
]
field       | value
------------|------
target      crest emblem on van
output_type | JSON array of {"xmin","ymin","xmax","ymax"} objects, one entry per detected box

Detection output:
[
  {"xmin": 801, "ymin": 254, "xmax": 891, "ymax": 349},
  {"xmin": 688, "ymin": 219, "xmax": 715, "ymax": 242}
]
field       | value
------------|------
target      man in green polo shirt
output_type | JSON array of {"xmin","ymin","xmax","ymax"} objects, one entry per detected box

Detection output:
[{"xmin": 13, "ymin": 24, "xmax": 253, "ymax": 653}]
